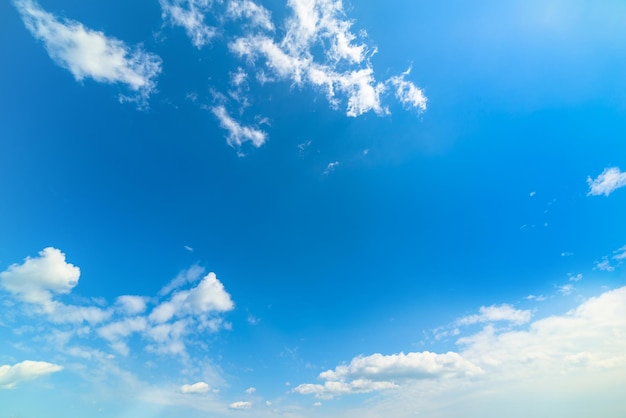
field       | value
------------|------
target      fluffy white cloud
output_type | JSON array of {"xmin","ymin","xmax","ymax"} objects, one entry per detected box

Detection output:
[
  {"xmin": 15, "ymin": 0, "xmax": 162, "ymax": 105},
  {"xmin": 180, "ymin": 381, "xmax": 210, "ymax": 394},
  {"xmin": 587, "ymin": 167, "xmax": 626, "ymax": 196},
  {"xmin": 229, "ymin": 401, "xmax": 252, "ymax": 410},
  {"xmin": 313, "ymin": 286, "xmax": 626, "ymax": 417},
  {"xmin": 293, "ymin": 379, "xmax": 397, "ymax": 399},
  {"xmin": 0, "ymin": 360, "xmax": 63, "ymax": 389},
  {"xmin": 0, "ymin": 247, "xmax": 110, "ymax": 324},
  {"xmin": 159, "ymin": 0, "xmax": 217, "ymax": 48},
  {"xmin": 0, "ymin": 247, "xmax": 79, "ymax": 305},
  {"xmin": 457, "ymin": 304, "xmax": 532, "ymax": 326},
  {"xmin": 115, "ymin": 295, "xmax": 148, "ymax": 315},
  {"xmin": 294, "ymin": 351, "xmax": 482, "ymax": 399},
  {"xmin": 245, "ymin": 386, "xmax": 256, "ymax": 394},
  {"xmin": 212, "ymin": 106, "xmax": 268, "ymax": 148}
]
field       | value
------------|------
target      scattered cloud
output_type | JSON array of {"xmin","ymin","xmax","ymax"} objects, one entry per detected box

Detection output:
[
  {"xmin": 159, "ymin": 264, "xmax": 205, "ymax": 297},
  {"xmin": 297, "ymin": 139, "xmax": 312, "ymax": 153},
  {"xmin": 587, "ymin": 167, "xmax": 626, "ymax": 196},
  {"xmin": 0, "ymin": 360, "xmax": 63, "ymax": 389},
  {"xmin": 595, "ymin": 257, "xmax": 615, "ymax": 272},
  {"xmin": 457, "ymin": 304, "xmax": 531, "ymax": 326},
  {"xmin": 529, "ymin": 191, "xmax": 536, "ymax": 197},
  {"xmin": 245, "ymin": 386, "xmax": 256, "ymax": 394},
  {"xmin": 388, "ymin": 67, "xmax": 427, "ymax": 113},
  {"xmin": 323, "ymin": 161, "xmax": 339, "ymax": 175},
  {"xmin": 229, "ymin": 401, "xmax": 252, "ymax": 410},
  {"xmin": 180, "ymin": 381, "xmax": 211, "ymax": 394},
  {"xmin": 212, "ymin": 106, "xmax": 268, "ymax": 148},
  {"xmin": 559, "ymin": 284, "xmax": 574, "ymax": 295},
  {"xmin": 612, "ymin": 245, "xmax": 626, "ymax": 261},
  {"xmin": 184, "ymin": 245, "xmax": 194, "ymax": 252},
  {"xmin": 569, "ymin": 273, "xmax": 583, "ymax": 282},
  {"xmin": 15, "ymin": 0, "xmax": 162, "ymax": 106},
  {"xmin": 525, "ymin": 294, "xmax": 547, "ymax": 302},
  {"xmin": 159, "ymin": 0, "xmax": 217, "ymax": 48}
]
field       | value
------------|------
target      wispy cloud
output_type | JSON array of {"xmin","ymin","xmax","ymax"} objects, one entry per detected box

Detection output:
[
  {"xmin": 212, "ymin": 106, "xmax": 268, "ymax": 149},
  {"xmin": 323, "ymin": 161, "xmax": 339, "ymax": 175},
  {"xmin": 0, "ymin": 360, "xmax": 63, "ymax": 389},
  {"xmin": 15, "ymin": 0, "xmax": 162, "ymax": 107},
  {"xmin": 587, "ymin": 167, "xmax": 626, "ymax": 196},
  {"xmin": 457, "ymin": 304, "xmax": 531, "ymax": 326},
  {"xmin": 159, "ymin": 0, "xmax": 217, "ymax": 48}
]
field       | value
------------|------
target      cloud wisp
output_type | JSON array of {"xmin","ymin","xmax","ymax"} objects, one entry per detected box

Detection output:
[
  {"xmin": 15, "ymin": 0, "xmax": 162, "ymax": 107},
  {"xmin": 587, "ymin": 167, "xmax": 626, "ymax": 196}
]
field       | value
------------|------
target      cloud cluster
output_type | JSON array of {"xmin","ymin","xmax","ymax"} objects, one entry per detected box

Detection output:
[
  {"xmin": 0, "ymin": 248, "xmax": 234, "ymax": 358},
  {"xmin": 159, "ymin": 0, "xmax": 217, "ymax": 48},
  {"xmin": 293, "ymin": 351, "xmax": 482, "ymax": 399},
  {"xmin": 0, "ymin": 360, "xmax": 63, "ymax": 389},
  {"xmin": 587, "ymin": 167, "xmax": 626, "ymax": 196},
  {"xmin": 296, "ymin": 285, "xmax": 626, "ymax": 411},
  {"xmin": 15, "ymin": 0, "xmax": 162, "ymax": 107}
]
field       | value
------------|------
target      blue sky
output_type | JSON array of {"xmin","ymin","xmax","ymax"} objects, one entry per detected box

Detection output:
[{"xmin": 1, "ymin": 0, "xmax": 626, "ymax": 416}]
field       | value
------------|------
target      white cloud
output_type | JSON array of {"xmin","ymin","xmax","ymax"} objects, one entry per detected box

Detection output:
[
  {"xmin": 226, "ymin": 0, "xmax": 274, "ymax": 31},
  {"xmin": 587, "ymin": 167, "xmax": 626, "ymax": 196},
  {"xmin": 613, "ymin": 245, "xmax": 626, "ymax": 261},
  {"xmin": 326, "ymin": 286, "xmax": 626, "ymax": 418},
  {"xmin": 294, "ymin": 351, "xmax": 482, "ymax": 399},
  {"xmin": 323, "ymin": 161, "xmax": 339, "ymax": 175},
  {"xmin": 180, "ymin": 381, "xmax": 210, "ymax": 394},
  {"xmin": 15, "ymin": 0, "xmax": 162, "ymax": 106},
  {"xmin": 457, "ymin": 304, "xmax": 532, "ymax": 326},
  {"xmin": 595, "ymin": 257, "xmax": 615, "ymax": 272},
  {"xmin": 525, "ymin": 294, "xmax": 547, "ymax": 301},
  {"xmin": 245, "ymin": 386, "xmax": 256, "ymax": 394},
  {"xmin": 159, "ymin": 0, "xmax": 217, "ymax": 48},
  {"xmin": 97, "ymin": 317, "xmax": 148, "ymax": 355},
  {"xmin": 0, "ymin": 247, "xmax": 79, "ymax": 305},
  {"xmin": 115, "ymin": 295, "xmax": 148, "ymax": 315},
  {"xmin": 0, "ymin": 247, "xmax": 110, "ymax": 324},
  {"xmin": 559, "ymin": 284, "xmax": 574, "ymax": 295},
  {"xmin": 228, "ymin": 0, "xmax": 424, "ymax": 118},
  {"xmin": 569, "ymin": 273, "xmax": 583, "ymax": 282},
  {"xmin": 388, "ymin": 68, "xmax": 427, "ymax": 112},
  {"xmin": 212, "ymin": 106, "xmax": 268, "ymax": 148},
  {"xmin": 229, "ymin": 401, "xmax": 252, "ymax": 410},
  {"xmin": 0, "ymin": 360, "xmax": 63, "ymax": 389}
]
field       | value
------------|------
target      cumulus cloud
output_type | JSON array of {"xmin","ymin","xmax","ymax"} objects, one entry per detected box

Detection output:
[
  {"xmin": 0, "ymin": 360, "xmax": 63, "ymax": 389},
  {"xmin": 180, "ymin": 381, "xmax": 210, "ymax": 394},
  {"xmin": 212, "ymin": 106, "xmax": 268, "ymax": 148},
  {"xmin": 0, "ymin": 247, "xmax": 79, "ymax": 305},
  {"xmin": 457, "ymin": 304, "xmax": 532, "ymax": 326},
  {"xmin": 245, "ymin": 386, "xmax": 256, "ymax": 394},
  {"xmin": 587, "ymin": 167, "xmax": 626, "ymax": 196},
  {"xmin": 149, "ymin": 272, "xmax": 234, "ymax": 324},
  {"xmin": 159, "ymin": 0, "xmax": 217, "ymax": 48},
  {"xmin": 15, "ymin": 0, "xmax": 162, "ymax": 106},
  {"xmin": 229, "ymin": 401, "xmax": 252, "ymax": 410},
  {"xmin": 294, "ymin": 351, "xmax": 482, "ymax": 399}
]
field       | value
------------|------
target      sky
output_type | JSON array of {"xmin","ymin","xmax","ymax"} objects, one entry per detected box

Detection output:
[{"xmin": 1, "ymin": 0, "xmax": 626, "ymax": 417}]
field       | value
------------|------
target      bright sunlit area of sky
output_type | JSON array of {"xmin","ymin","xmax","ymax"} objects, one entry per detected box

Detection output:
[{"xmin": 1, "ymin": 0, "xmax": 626, "ymax": 417}]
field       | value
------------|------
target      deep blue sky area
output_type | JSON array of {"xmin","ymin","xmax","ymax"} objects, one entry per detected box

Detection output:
[{"xmin": 1, "ymin": 0, "xmax": 626, "ymax": 417}]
